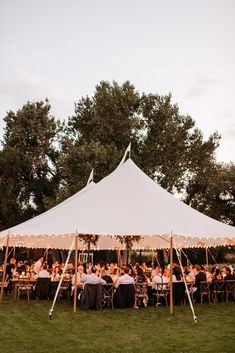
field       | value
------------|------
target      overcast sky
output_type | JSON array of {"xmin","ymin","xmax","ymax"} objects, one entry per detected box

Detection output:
[{"xmin": 0, "ymin": 0, "xmax": 234, "ymax": 163}]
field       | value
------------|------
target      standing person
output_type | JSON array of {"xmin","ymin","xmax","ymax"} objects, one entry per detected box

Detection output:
[{"xmin": 33, "ymin": 256, "xmax": 44, "ymax": 275}]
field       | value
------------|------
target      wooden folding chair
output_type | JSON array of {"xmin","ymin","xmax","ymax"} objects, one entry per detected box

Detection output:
[
  {"xmin": 200, "ymin": 281, "xmax": 211, "ymax": 304},
  {"xmin": 225, "ymin": 280, "xmax": 235, "ymax": 303},
  {"xmin": 102, "ymin": 283, "xmax": 114, "ymax": 309}
]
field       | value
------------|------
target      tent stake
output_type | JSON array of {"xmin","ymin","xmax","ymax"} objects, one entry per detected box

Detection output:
[
  {"xmin": 73, "ymin": 234, "xmax": 78, "ymax": 313},
  {"xmin": 0, "ymin": 235, "xmax": 9, "ymax": 302}
]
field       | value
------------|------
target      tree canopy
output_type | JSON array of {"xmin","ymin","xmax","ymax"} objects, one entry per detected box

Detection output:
[{"xmin": 0, "ymin": 81, "xmax": 234, "ymax": 231}]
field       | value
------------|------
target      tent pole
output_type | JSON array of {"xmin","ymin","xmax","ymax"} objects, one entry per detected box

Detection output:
[
  {"xmin": 169, "ymin": 235, "xmax": 173, "ymax": 315},
  {"xmin": 205, "ymin": 245, "xmax": 209, "ymax": 267},
  {"xmin": 13, "ymin": 246, "xmax": 16, "ymax": 258},
  {"xmin": 73, "ymin": 234, "xmax": 78, "ymax": 313},
  {"xmin": 0, "ymin": 235, "xmax": 9, "ymax": 302}
]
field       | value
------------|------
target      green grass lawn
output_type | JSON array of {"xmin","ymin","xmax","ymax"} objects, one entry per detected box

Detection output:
[{"xmin": 0, "ymin": 298, "xmax": 234, "ymax": 353}]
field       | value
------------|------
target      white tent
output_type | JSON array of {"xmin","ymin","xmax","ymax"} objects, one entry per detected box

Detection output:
[{"xmin": 1, "ymin": 158, "xmax": 235, "ymax": 250}]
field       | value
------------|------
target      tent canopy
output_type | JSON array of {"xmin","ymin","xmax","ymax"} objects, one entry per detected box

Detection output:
[{"xmin": 1, "ymin": 158, "xmax": 235, "ymax": 249}]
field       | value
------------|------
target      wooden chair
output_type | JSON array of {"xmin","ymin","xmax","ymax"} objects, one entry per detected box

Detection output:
[
  {"xmin": 35, "ymin": 277, "xmax": 51, "ymax": 300},
  {"xmin": 211, "ymin": 281, "xmax": 225, "ymax": 303},
  {"xmin": 115, "ymin": 284, "xmax": 135, "ymax": 309},
  {"xmin": 59, "ymin": 280, "xmax": 71, "ymax": 300},
  {"xmin": 102, "ymin": 283, "xmax": 114, "ymax": 309},
  {"xmin": 225, "ymin": 280, "xmax": 235, "ymax": 303},
  {"xmin": 200, "ymin": 281, "xmax": 211, "ymax": 304},
  {"xmin": 153, "ymin": 283, "xmax": 169, "ymax": 307},
  {"xmin": 135, "ymin": 282, "xmax": 148, "ymax": 307},
  {"xmin": 17, "ymin": 279, "xmax": 33, "ymax": 301}
]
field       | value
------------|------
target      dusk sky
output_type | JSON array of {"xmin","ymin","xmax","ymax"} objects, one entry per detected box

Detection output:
[{"xmin": 1, "ymin": 0, "xmax": 234, "ymax": 162}]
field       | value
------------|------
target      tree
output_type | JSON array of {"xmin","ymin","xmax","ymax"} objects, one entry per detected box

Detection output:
[
  {"xmin": 58, "ymin": 81, "xmax": 143, "ymax": 198},
  {"xmin": 78, "ymin": 234, "xmax": 100, "ymax": 263},
  {"xmin": 139, "ymin": 93, "xmax": 220, "ymax": 192},
  {"xmin": 116, "ymin": 236, "xmax": 142, "ymax": 265},
  {"xmin": 0, "ymin": 100, "xmax": 60, "ymax": 229},
  {"xmin": 185, "ymin": 162, "xmax": 235, "ymax": 225},
  {"xmin": 60, "ymin": 81, "xmax": 219, "ymax": 200}
]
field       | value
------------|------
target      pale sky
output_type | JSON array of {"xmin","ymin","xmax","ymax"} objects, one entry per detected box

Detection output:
[{"xmin": 0, "ymin": 0, "xmax": 234, "ymax": 163}]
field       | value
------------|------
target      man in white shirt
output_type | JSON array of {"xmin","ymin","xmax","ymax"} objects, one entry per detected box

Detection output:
[
  {"xmin": 81, "ymin": 267, "xmax": 106, "ymax": 285},
  {"xmin": 115, "ymin": 267, "xmax": 134, "ymax": 288},
  {"xmin": 152, "ymin": 268, "xmax": 169, "ymax": 290},
  {"xmin": 38, "ymin": 265, "xmax": 50, "ymax": 278}
]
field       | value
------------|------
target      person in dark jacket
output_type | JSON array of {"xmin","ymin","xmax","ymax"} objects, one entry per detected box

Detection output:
[{"xmin": 192, "ymin": 265, "xmax": 207, "ymax": 303}]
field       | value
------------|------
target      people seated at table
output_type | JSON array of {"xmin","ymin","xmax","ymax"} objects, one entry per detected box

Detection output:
[
  {"xmin": 151, "ymin": 265, "xmax": 160, "ymax": 280},
  {"xmin": 38, "ymin": 265, "xmax": 50, "ymax": 278},
  {"xmin": 224, "ymin": 267, "xmax": 235, "ymax": 281},
  {"xmin": 187, "ymin": 265, "xmax": 196, "ymax": 283},
  {"xmin": 110, "ymin": 267, "xmax": 119, "ymax": 285},
  {"xmin": 5, "ymin": 257, "xmax": 17, "ymax": 294},
  {"xmin": 134, "ymin": 266, "xmax": 148, "ymax": 307},
  {"xmin": 213, "ymin": 268, "xmax": 223, "ymax": 281},
  {"xmin": 115, "ymin": 267, "xmax": 134, "ymax": 288},
  {"xmin": 107, "ymin": 263, "xmax": 115, "ymax": 276},
  {"xmin": 52, "ymin": 265, "xmax": 62, "ymax": 279},
  {"xmin": 192, "ymin": 265, "xmax": 207, "ymax": 302},
  {"xmin": 72, "ymin": 265, "xmax": 85, "ymax": 287},
  {"xmin": 152, "ymin": 267, "xmax": 169, "ymax": 290},
  {"xmin": 172, "ymin": 266, "xmax": 182, "ymax": 282},
  {"xmin": 17, "ymin": 261, "xmax": 27, "ymax": 275},
  {"xmin": 141, "ymin": 262, "xmax": 148, "ymax": 273},
  {"xmin": 81, "ymin": 266, "xmax": 106, "ymax": 285},
  {"xmin": 100, "ymin": 269, "xmax": 113, "ymax": 284}
]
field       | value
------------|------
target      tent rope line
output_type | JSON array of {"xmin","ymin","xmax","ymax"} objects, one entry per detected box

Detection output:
[
  {"xmin": 49, "ymin": 237, "xmax": 75, "ymax": 320},
  {"xmin": 174, "ymin": 244, "xmax": 197, "ymax": 325}
]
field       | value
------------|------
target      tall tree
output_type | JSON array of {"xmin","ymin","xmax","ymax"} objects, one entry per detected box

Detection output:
[
  {"xmin": 0, "ymin": 100, "xmax": 60, "ymax": 229},
  {"xmin": 139, "ymin": 93, "xmax": 220, "ymax": 192},
  {"xmin": 58, "ymin": 81, "xmax": 143, "ymax": 197},
  {"xmin": 60, "ymin": 81, "xmax": 219, "ymax": 199},
  {"xmin": 185, "ymin": 162, "xmax": 235, "ymax": 225}
]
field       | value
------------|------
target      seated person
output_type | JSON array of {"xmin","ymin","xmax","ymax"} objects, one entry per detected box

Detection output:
[
  {"xmin": 100, "ymin": 269, "xmax": 113, "ymax": 284},
  {"xmin": 72, "ymin": 265, "xmax": 85, "ymax": 286},
  {"xmin": 152, "ymin": 267, "xmax": 169, "ymax": 290},
  {"xmin": 224, "ymin": 267, "xmax": 235, "ymax": 281},
  {"xmin": 38, "ymin": 265, "xmax": 50, "ymax": 278},
  {"xmin": 81, "ymin": 267, "xmax": 106, "ymax": 285},
  {"xmin": 192, "ymin": 265, "xmax": 207, "ymax": 302},
  {"xmin": 115, "ymin": 267, "xmax": 134, "ymax": 288},
  {"xmin": 110, "ymin": 267, "xmax": 119, "ymax": 286}
]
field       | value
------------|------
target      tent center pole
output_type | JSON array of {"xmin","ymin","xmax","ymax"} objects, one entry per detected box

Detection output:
[
  {"xmin": 73, "ymin": 234, "xmax": 78, "ymax": 313},
  {"xmin": 169, "ymin": 235, "xmax": 173, "ymax": 315}
]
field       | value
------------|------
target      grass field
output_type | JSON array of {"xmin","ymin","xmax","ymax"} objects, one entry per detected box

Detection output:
[{"xmin": 0, "ymin": 298, "xmax": 234, "ymax": 353}]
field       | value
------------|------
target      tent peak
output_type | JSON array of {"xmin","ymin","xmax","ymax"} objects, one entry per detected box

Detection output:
[
  {"xmin": 87, "ymin": 168, "xmax": 94, "ymax": 185},
  {"xmin": 117, "ymin": 143, "xmax": 131, "ymax": 168}
]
